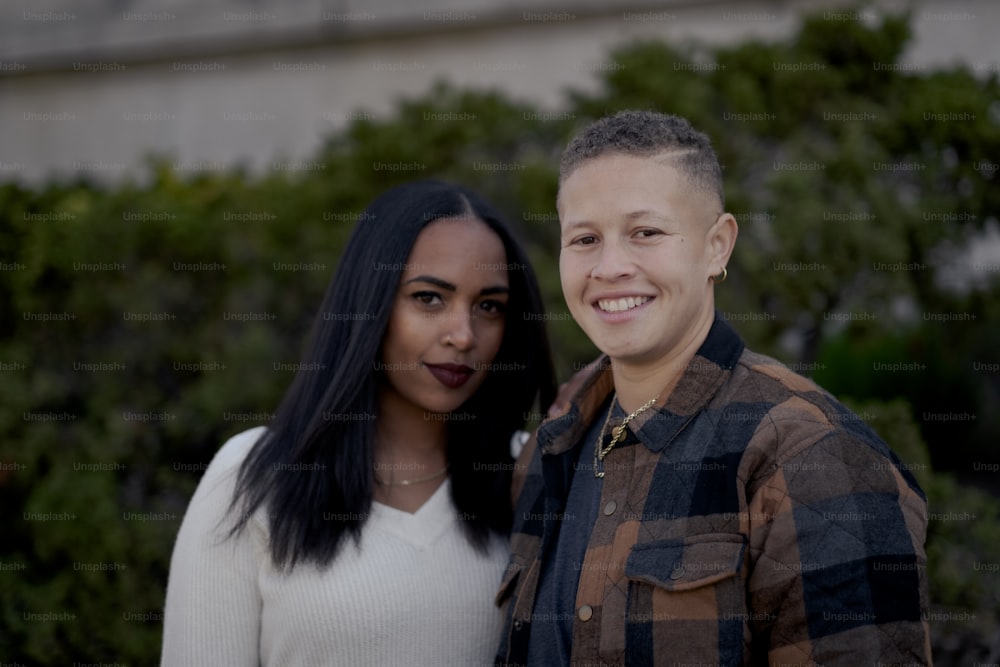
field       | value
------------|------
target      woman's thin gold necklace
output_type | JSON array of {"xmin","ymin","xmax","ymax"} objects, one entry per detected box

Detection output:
[
  {"xmin": 594, "ymin": 393, "xmax": 657, "ymax": 478},
  {"xmin": 374, "ymin": 465, "xmax": 449, "ymax": 487}
]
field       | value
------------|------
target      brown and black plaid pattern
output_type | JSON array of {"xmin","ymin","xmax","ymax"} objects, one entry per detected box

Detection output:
[{"xmin": 495, "ymin": 316, "xmax": 931, "ymax": 666}]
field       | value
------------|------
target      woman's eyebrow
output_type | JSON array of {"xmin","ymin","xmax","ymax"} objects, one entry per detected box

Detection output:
[
  {"xmin": 404, "ymin": 275, "xmax": 455, "ymax": 291},
  {"xmin": 404, "ymin": 276, "xmax": 509, "ymax": 296}
]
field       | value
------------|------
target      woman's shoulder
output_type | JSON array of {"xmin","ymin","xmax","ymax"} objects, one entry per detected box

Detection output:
[
  {"xmin": 206, "ymin": 426, "xmax": 268, "ymax": 477},
  {"xmin": 187, "ymin": 426, "xmax": 268, "ymax": 508},
  {"xmin": 165, "ymin": 427, "xmax": 272, "ymax": 570}
]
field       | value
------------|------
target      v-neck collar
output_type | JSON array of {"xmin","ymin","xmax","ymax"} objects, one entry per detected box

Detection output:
[{"xmin": 369, "ymin": 479, "xmax": 453, "ymax": 549}]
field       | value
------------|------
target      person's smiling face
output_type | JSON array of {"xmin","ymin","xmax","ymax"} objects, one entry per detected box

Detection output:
[
  {"xmin": 558, "ymin": 152, "xmax": 733, "ymax": 368},
  {"xmin": 379, "ymin": 216, "xmax": 509, "ymax": 416}
]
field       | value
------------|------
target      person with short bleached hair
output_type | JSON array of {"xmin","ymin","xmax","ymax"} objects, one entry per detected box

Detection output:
[{"xmin": 495, "ymin": 110, "xmax": 931, "ymax": 666}]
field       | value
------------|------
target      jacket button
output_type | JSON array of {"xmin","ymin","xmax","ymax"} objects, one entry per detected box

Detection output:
[
  {"xmin": 602, "ymin": 500, "xmax": 617, "ymax": 516},
  {"xmin": 578, "ymin": 605, "xmax": 594, "ymax": 622},
  {"xmin": 670, "ymin": 564, "xmax": 686, "ymax": 580},
  {"xmin": 513, "ymin": 619, "xmax": 523, "ymax": 630}
]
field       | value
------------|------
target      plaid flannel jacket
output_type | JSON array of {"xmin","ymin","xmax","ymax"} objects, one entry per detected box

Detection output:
[{"xmin": 495, "ymin": 316, "xmax": 931, "ymax": 666}]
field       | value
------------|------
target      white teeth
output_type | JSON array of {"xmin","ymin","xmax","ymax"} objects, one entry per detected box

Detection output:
[{"xmin": 597, "ymin": 296, "xmax": 650, "ymax": 313}]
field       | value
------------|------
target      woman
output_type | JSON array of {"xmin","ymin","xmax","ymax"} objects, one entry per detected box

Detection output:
[{"xmin": 161, "ymin": 180, "xmax": 555, "ymax": 666}]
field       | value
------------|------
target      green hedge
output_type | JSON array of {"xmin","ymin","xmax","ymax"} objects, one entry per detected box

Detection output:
[{"xmin": 1, "ymin": 9, "xmax": 998, "ymax": 664}]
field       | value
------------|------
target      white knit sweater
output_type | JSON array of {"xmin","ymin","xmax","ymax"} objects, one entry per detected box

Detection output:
[{"xmin": 161, "ymin": 427, "xmax": 509, "ymax": 666}]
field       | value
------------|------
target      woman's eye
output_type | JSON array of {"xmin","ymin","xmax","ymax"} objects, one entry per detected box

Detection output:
[
  {"xmin": 413, "ymin": 291, "xmax": 442, "ymax": 306},
  {"xmin": 480, "ymin": 300, "xmax": 508, "ymax": 315}
]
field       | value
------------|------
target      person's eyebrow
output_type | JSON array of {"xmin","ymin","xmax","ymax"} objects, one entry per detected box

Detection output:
[
  {"xmin": 624, "ymin": 209, "xmax": 675, "ymax": 224},
  {"xmin": 404, "ymin": 275, "xmax": 456, "ymax": 291},
  {"xmin": 561, "ymin": 219, "xmax": 592, "ymax": 232},
  {"xmin": 404, "ymin": 276, "xmax": 509, "ymax": 296},
  {"xmin": 562, "ymin": 210, "xmax": 675, "ymax": 231}
]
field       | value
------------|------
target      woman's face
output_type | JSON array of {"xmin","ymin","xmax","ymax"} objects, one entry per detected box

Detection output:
[{"xmin": 380, "ymin": 216, "xmax": 509, "ymax": 417}]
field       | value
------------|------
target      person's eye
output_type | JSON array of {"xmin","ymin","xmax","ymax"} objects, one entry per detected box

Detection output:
[
  {"xmin": 570, "ymin": 235, "xmax": 598, "ymax": 246},
  {"xmin": 480, "ymin": 299, "xmax": 508, "ymax": 315},
  {"xmin": 412, "ymin": 291, "xmax": 443, "ymax": 306},
  {"xmin": 634, "ymin": 228, "xmax": 663, "ymax": 239}
]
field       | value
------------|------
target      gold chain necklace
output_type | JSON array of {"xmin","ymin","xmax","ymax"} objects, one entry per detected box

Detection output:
[
  {"xmin": 374, "ymin": 464, "xmax": 449, "ymax": 487},
  {"xmin": 594, "ymin": 394, "xmax": 657, "ymax": 478}
]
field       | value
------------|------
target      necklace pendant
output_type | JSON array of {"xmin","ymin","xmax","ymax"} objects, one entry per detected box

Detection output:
[{"xmin": 374, "ymin": 464, "xmax": 449, "ymax": 487}]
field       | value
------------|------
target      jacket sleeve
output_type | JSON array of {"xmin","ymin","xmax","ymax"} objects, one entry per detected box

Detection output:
[
  {"xmin": 745, "ymin": 426, "xmax": 932, "ymax": 666},
  {"xmin": 160, "ymin": 429, "xmax": 266, "ymax": 667},
  {"xmin": 511, "ymin": 359, "xmax": 597, "ymax": 508}
]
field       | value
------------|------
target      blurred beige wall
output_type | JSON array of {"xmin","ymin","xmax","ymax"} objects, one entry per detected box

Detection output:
[{"xmin": 1, "ymin": 0, "xmax": 996, "ymax": 183}]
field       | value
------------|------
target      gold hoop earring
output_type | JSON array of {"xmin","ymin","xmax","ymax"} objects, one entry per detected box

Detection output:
[{"xmin": 711, "ymin": 267, "xmax": 728, "ymax": 284}]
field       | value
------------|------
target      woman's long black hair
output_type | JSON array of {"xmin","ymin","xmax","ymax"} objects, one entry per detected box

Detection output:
[{"xmin": 227, "ymin": 180, "xmax": 556, "ymax": 569}]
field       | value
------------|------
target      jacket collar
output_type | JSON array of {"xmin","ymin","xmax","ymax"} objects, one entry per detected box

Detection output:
[{"xmin": 538, "ymin": 313, "xmax": 745, "ymax": 457}]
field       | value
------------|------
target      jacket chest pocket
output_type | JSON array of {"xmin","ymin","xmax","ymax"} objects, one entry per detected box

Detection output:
[{"xmin": 623, "ymin": 533, "xmax": 749, "ymax": 665}]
